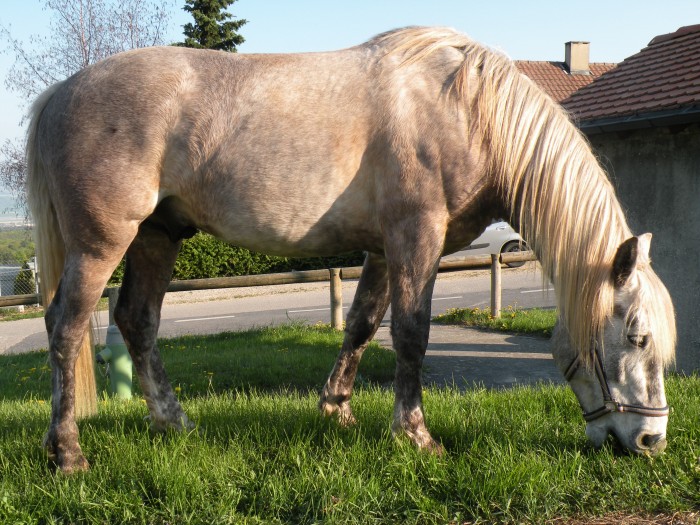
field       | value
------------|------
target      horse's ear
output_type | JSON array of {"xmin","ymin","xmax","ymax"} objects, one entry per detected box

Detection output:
[
  {"xmin": 612, "ymin": 233, "xmax": 652, "ymax": 288},
  {"xmin": 637, "ymin": 232, "xmax": 652, "ymax": 261}
]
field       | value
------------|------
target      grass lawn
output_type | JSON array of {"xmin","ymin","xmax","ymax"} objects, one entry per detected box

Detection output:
[
  {"xmin": 0, "ymin": 324, "xmax": 698, "ymax": 524},
  {"xmin": 434, "ymin": 305, "xmax": 558, "ymax": 337}
]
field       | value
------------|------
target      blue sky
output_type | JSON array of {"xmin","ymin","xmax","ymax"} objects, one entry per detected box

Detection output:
[{"xmin": 0, "ymin": 0, "xmax": 698, "ymax": 144}]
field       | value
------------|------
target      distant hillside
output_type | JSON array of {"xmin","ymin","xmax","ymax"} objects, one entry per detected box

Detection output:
[{"xmin": 0, "ymin": 228, "xmax": 34, "ymax": 265}]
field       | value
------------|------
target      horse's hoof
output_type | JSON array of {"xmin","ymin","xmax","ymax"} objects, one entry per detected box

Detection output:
[
  {"xmin": 319, "ymin": 401, "xmax": 357, "ymax": 427},
  {"xmin": 58, "ymin": 454, "xmax": 90, "ymax": 474},
  {"xmin": 392, "ymin": 422, "xmax": 443, "ymax": 454},
  {"xmin": 44, "ymin": 431, "xmax": 90, "ymax": 474},
  {"xmin": 146, "ymin": 413, "xmax": 195, "ymax": 434},
  {"xmin": 422, "ymin": 438, "xmax": 445, "ymax": 456},
  {"xmin": 337, "ymin": 410, "xmax": 357, "ymax": 427}
]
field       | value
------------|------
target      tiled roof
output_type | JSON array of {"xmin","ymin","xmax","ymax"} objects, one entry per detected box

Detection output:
[
  {"xmin": 516, "ymin": 61, "xmax": 616, "ymax": 102},
  {"xmin": 563, "ymin": 25, "xmax": 700, "ymax": 126}
]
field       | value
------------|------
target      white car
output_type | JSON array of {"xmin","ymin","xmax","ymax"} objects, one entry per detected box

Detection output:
[{"xmin": 461, "ymin": 221, "xmax": 528, "ymax": 268}]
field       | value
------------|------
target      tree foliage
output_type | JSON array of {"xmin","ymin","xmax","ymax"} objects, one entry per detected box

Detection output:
[{"xmin": 178, "ymin": 0, "xmax": 246, "ymax": 51}]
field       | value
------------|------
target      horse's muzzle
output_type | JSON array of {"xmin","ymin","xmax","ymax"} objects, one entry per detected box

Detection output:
[{"xmin": 636, "ymin": 432, "xmax": 667, "ymax": 455}]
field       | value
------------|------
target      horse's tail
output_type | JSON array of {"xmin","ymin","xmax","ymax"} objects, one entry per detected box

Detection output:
[{"xmin": 27, "ymin": 82, "xmax": 98, "ymax": 418}]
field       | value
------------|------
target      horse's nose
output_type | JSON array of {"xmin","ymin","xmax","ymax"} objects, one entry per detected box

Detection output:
[{"xmin": 637, "ymin": 433, "xmax": 667, "ymax": 454}]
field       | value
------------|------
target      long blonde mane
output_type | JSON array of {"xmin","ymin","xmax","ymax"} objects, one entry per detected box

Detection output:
[{"xmin": 376, "ymin": 27, "xmax": 676, "ymax": 366}]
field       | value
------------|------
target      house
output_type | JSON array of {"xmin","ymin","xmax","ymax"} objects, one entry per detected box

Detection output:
[
  {"xmin": 563, "ymin": 25, "xmax": 700, "ymax": 372},
  {"xmin": 516, "ymin": 42, "xmax": 616, "ymax": 102}
]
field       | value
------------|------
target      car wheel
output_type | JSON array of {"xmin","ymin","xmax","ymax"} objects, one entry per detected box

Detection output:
[{"xmin": 501, "ymin": 241, "xmax": 527, "ymax": 268}]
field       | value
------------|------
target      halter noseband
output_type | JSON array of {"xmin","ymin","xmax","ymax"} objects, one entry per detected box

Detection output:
[{"xmin": 563, "ymin": 343, "xmax": 670, "ymax": 423}]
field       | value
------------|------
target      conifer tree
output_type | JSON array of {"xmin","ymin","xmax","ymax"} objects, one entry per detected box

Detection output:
[{"xmin": 179, "ymin": 0, "xmax": 247, "ymax": 51}]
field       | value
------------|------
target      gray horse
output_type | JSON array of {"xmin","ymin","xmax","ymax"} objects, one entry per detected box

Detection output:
[{"xmin": 26, "ymin": 27, "xmax": 676, "ymax": 473}]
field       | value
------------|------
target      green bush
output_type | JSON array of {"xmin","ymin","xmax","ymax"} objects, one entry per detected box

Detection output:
[
  {"xmin": 173, "ymin": 232, "xmax": 365, "ymax": 280},
  {"xmin": 13, "ymin": 261, "xmax": 36, "ymax": 295},
  {"xmin": 108, "ymin": 232, "xmax": 365, "ymax": 284}
]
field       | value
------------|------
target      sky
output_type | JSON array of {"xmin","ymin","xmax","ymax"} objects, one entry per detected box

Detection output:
[{"xmin": 0, "ymin": 0, "xmax": 698, "ymax": 145}]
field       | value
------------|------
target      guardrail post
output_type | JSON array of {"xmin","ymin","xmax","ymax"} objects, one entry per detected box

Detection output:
[
  {"xmin": 490, "ymin": 254, "xmax": 502, "ymax": 318},
  {"xmin": 330, "ymin": 268, "xmax": 343, "ymax": 330}
]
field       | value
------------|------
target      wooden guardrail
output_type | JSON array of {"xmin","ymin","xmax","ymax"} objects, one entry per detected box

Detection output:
[{"xmin": 0, "ymin": 251, "xmax": 537, "ymax": 327}]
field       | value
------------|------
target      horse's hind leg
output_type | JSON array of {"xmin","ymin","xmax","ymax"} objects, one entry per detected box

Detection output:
[
  {"xmin": 113, "ymin": 220, "xmax": 192, "ymax": 432},
  {"xmin": 44, "ymin": 250, "xmax": 132, "ymax": 473},
  {"xmin": 319, "ymin": 252, "xmax": 391, "ymax": 425}
]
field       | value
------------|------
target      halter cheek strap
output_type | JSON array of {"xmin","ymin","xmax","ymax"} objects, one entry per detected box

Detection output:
[{"xmin": 564, "ymin": 346, "xmax": 670, "ymax": 423}]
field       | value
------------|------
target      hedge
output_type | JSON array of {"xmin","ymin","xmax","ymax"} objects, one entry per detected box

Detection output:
[{"xmin": 108, "ymin": 232, "xmax": 365, "ymax": 284}]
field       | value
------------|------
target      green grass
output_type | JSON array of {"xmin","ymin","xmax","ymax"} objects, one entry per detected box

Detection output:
[
  {"xmin": 1, "ymin": 324, "xmax": 699, "ymax": 524},
  {"xmin": 0, "ymin": 305, "xmax": 44, "ymax": 322},
  {"xmin": 434, "ymin": 305, "xmax": 558, "ymax": 337},
  {"xmin": 0, "ymin": 323, "xmax": 395, "ymax": 401}
]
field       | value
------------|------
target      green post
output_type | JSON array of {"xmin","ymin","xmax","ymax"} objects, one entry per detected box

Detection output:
[{"xmin": 97, "ymin": 325, "xmax": 132, "ymax": 399}]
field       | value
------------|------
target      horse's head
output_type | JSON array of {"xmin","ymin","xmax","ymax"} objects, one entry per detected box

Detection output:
[{"xmin": 552, "ymin": 233, "xmax": 676, "ymax": 456}]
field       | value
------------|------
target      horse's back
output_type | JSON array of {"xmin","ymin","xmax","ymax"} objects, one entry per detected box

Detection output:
[{"xmin": 35, "ymin": 39, "xmax": 476, "ymax": 257}]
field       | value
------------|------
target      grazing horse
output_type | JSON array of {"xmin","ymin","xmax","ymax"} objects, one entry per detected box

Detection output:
[{"xmin": 27, "ymin": 27, "xmax": 676, "ymax": 473}]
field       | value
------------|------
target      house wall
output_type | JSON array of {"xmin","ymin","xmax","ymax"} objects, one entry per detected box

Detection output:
[{"xmin": 587, "ymin": 122, "xmax": 700, "ymax": 373}]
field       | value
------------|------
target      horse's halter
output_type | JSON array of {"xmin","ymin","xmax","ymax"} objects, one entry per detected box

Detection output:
[{"xmin": 563, "ymin": 342, "xmax": 670, "ymax": 422}]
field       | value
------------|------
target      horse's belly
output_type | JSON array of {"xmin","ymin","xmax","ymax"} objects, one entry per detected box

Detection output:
[{"xmin": 182, "ymin": 184, "xmax": 382, "ymax": 257}]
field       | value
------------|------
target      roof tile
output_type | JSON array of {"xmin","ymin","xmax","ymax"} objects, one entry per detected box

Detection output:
[
  {"xmin": 563, "ymin": 25, "xmax": 700, "ymax": 121},
  {"xmin": 515, "ymin": 60, "xmax": 616, "ymax": 102}
]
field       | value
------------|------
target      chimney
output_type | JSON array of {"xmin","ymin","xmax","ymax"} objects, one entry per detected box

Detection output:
[{"xmin": 565, "ymin": 41, "xmax": 590, "ymax": 75}]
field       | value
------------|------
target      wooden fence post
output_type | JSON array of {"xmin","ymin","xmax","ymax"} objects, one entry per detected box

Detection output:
[
  {"xmin": 107, "ymin": 287, "xmax": 119, "ymax": 325},
  {"xmin": 490, "ymin": 254, "xmax": 502, "ymax": 318},
  {"xmin": 330, "ymin": 268, "xmax": 343, "ymax": 330}
]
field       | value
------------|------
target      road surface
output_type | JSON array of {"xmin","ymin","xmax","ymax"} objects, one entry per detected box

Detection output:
[{"xmin": 0, "ymin": 262, "xmax": 555, "ymax": 355}]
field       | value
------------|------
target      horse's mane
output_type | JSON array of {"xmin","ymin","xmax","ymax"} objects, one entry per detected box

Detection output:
[{"xmin": 372, "ymin": 27, "xmax": 676, "ymax": 366}]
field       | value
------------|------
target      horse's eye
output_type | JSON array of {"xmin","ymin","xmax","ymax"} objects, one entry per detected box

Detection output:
[{"xmin": 627, "ymin": 334, "xmax": 649, "ymax": 348}]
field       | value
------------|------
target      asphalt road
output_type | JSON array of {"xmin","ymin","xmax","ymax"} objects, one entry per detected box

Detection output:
[{"xmin": 0, "ymin": 261, "xmax": 555, "ymax": 355}]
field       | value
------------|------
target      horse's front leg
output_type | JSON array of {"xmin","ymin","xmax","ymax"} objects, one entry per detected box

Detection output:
[
  {"xmin": 319, "ymin": 252, "xmax": 391, "ymax": 425},
  {"xmin": 385, "ymin": 222, "xmax": 445, "ymax": 452}
]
